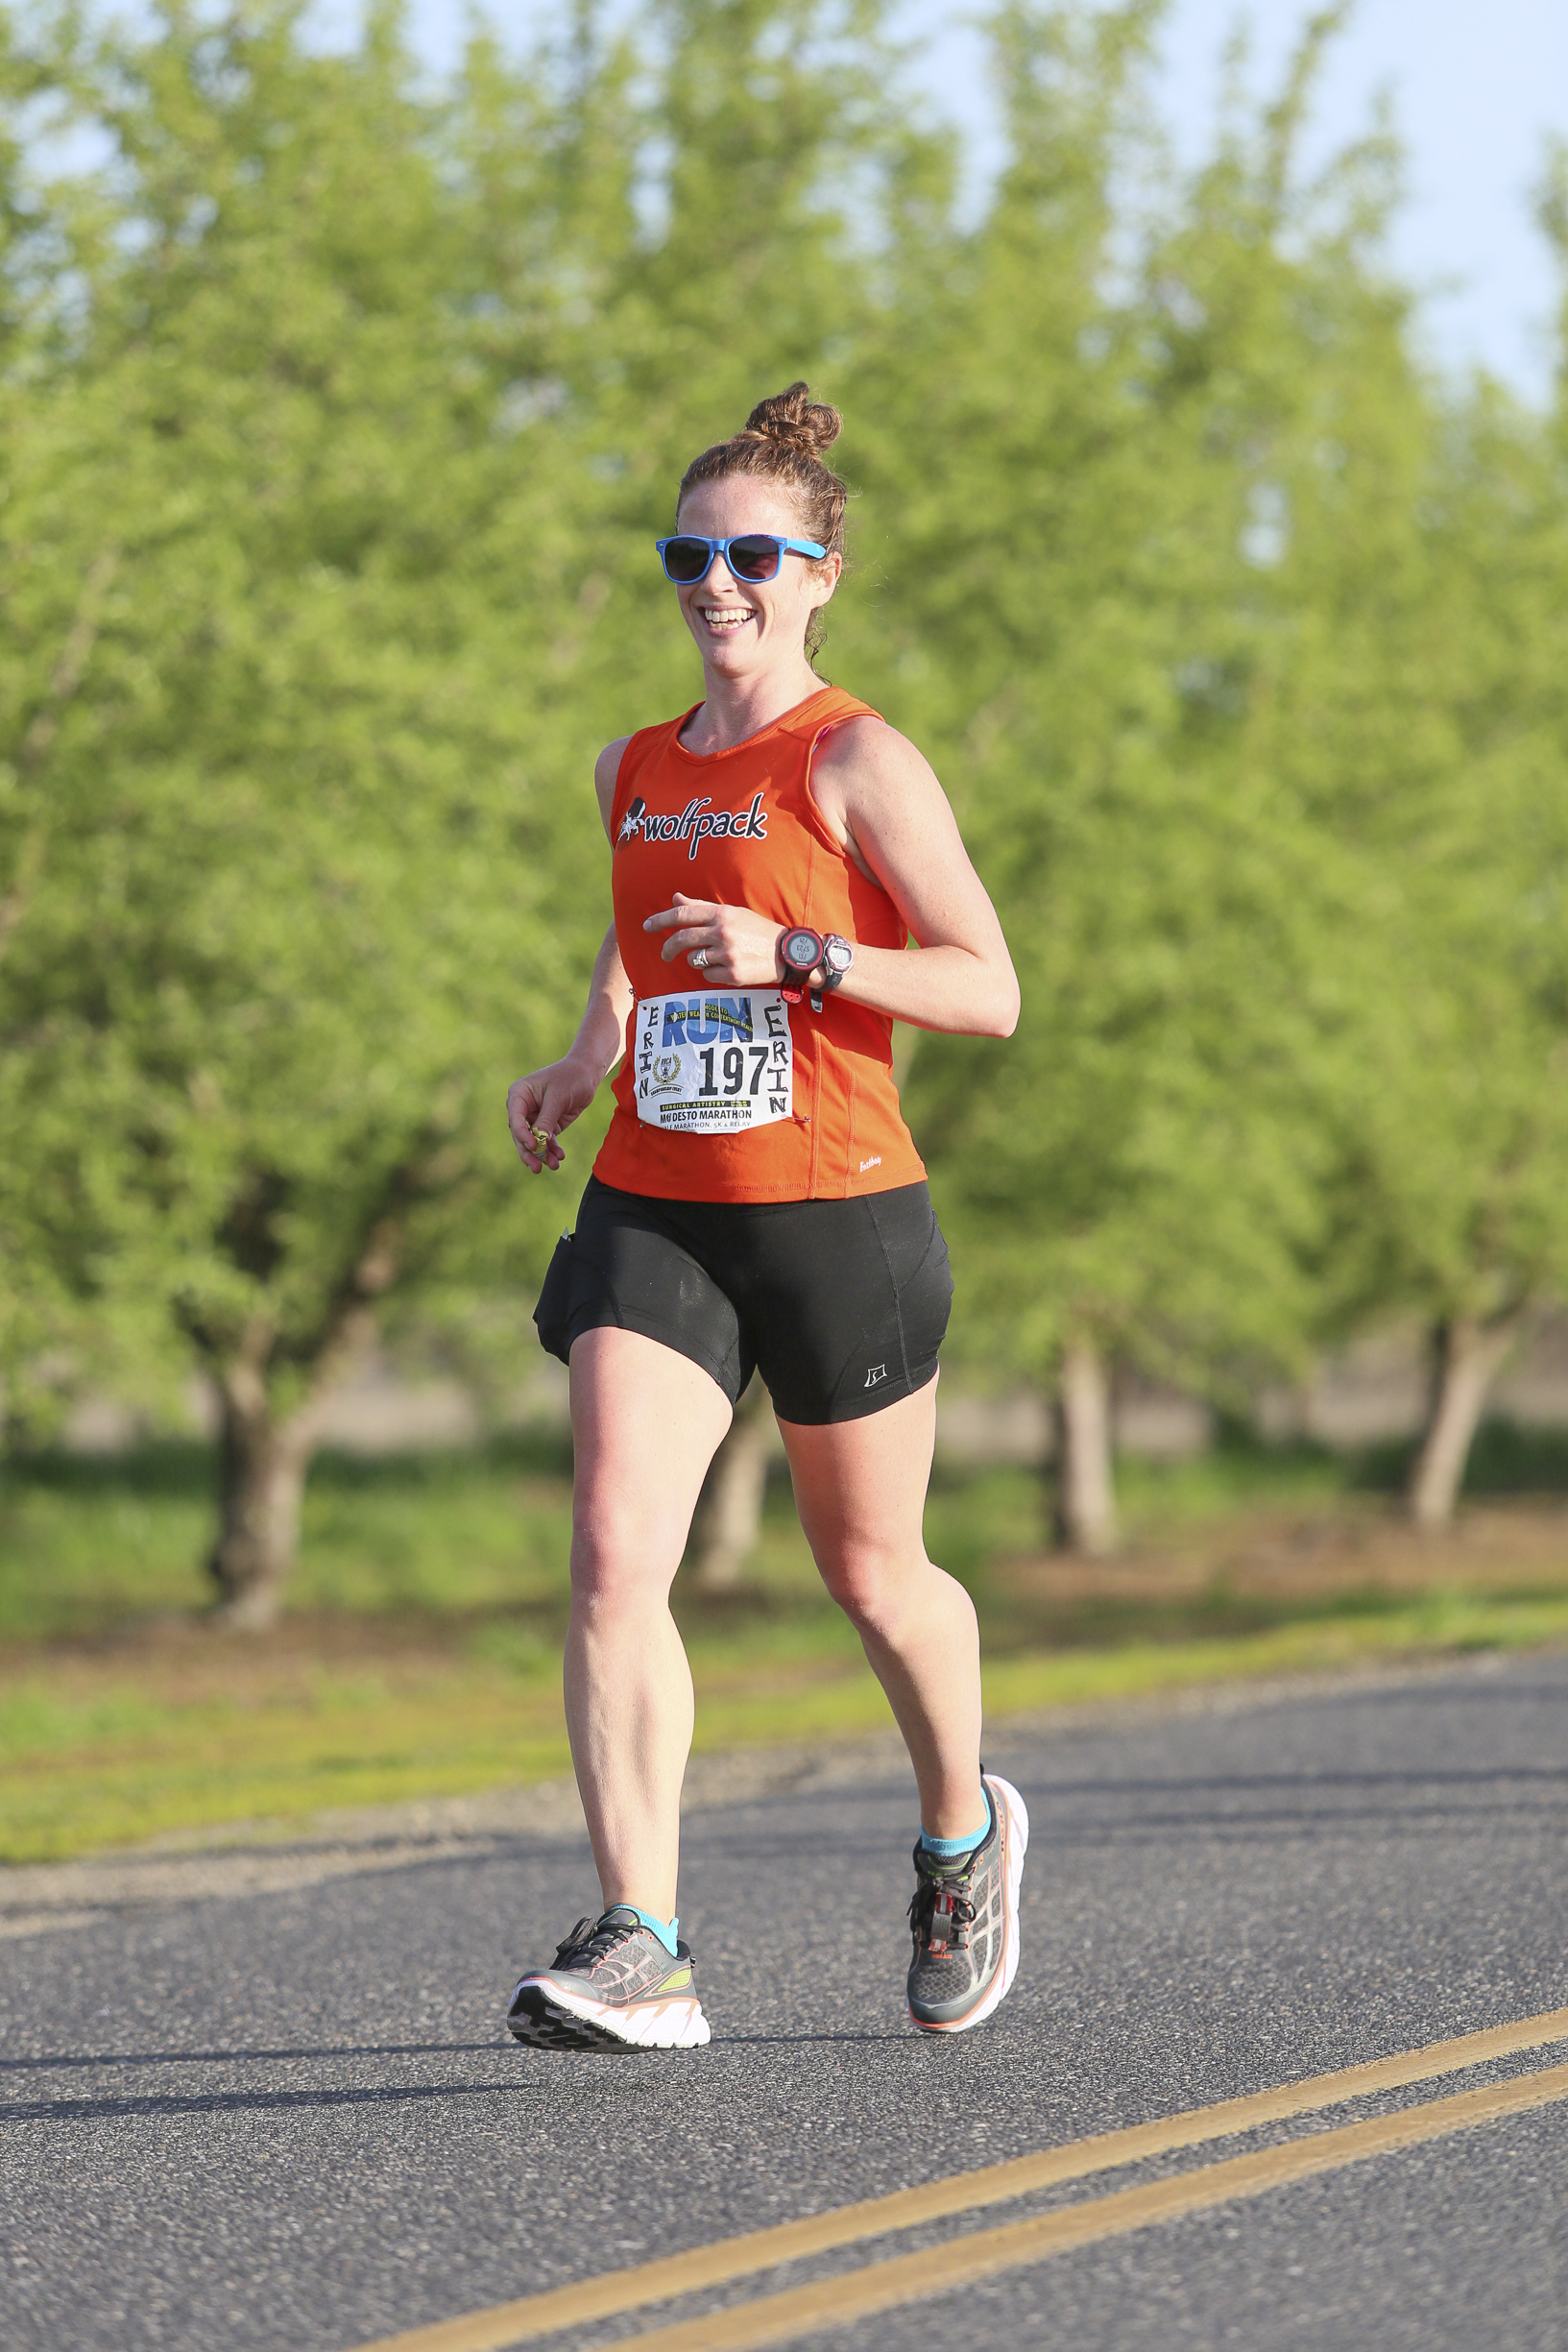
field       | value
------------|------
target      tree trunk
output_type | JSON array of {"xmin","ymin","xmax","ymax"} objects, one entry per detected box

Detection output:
[
  {"xmin": 1407, "ymin": 1308, "xmax": 1524, "ymax": 1532},
  {"xmin": 1053, "ymin": 1335, "xmax": 1118, "ymax": 1556},
  {"xmin": 208, "ymin": 1388, "xmax": 319, "ymax": 1631},
  {"xmin": 686, "ymin": 1377, "xmax": 772, "ymax": 1592},
  {"xmin": 205, "ymin": 1301, "xmax": 380, "ymax": 1629}
]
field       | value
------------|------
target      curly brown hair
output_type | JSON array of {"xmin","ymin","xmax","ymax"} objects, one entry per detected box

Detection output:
[{"xmin": 677, "ymin": 382, "xmax": 848, "ymax": 659}]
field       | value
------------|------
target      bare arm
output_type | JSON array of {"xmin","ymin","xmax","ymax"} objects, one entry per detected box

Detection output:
[
  {"xmin": 643, "ymin": 719, "xmax": 1020, "ymax": 1038},
  {"xmin": 565, "ymin": 917, "xmax": 634, "ymax": 1081},
  {"xmin": 505, "ymin": 739, "xmax": 634, "ymax": 1173},
  {"xmin": 814, "ymin": 718, "xmax": 1019, "ymax": 1035}
]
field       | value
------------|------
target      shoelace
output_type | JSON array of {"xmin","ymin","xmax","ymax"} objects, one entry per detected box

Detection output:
[
  {"xmin": 552, "ymin": 1914, "xmax": 638, "ymax": 1971},
  {"xmin": 908, "ymin": 1872, "xmax": 977, "ymax": 1956}
]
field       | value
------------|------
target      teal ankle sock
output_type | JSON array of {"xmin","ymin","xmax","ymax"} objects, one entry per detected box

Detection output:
[
  {"xmin": 629, "ymin": 1906, "xmax": 680, "ymax": 1956},
  {"xmin": 919, "ymin": 1804, "xmax": 990, "ymax": 1862}
]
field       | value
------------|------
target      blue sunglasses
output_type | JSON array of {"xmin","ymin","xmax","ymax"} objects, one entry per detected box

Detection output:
[{"xmin": 656, "ymin": 532, "xmax": 827, "ymax": 586}]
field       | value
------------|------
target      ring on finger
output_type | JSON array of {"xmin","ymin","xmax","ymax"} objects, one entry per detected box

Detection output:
[{"xmin": 691, "ymin": 948, "xmax": 710, "ymax": 969}]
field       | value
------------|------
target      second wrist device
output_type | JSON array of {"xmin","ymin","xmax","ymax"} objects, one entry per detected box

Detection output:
[{"xmin": 818, "ymin": 934, "xmax": 854, "ymax": 992}]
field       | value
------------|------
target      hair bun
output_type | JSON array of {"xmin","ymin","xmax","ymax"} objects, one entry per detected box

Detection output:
[{"xmin": 741, "ymin": 381, "xmax": 841, "ymax": 461}]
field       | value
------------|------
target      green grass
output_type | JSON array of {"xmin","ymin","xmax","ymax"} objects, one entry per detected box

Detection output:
[
  {"xmin": 4, "ymin": 1419, "xmax": 1568, "ymax": 1863},
  {"xmin": 979, "ymin": 1590, "xmax": 1568, "ymax": 1711},
  {"xmin": 1114, "ymin": 1431, "xmax": 1359, "ymax": 1523},
  {"xmin": 0, "ymin": 1432, "xmax": 580, "ymax": 1641},
  {"xmin": 0, "ymin": 1658, "xmax": 576, "ymax": 1860},
  {"xmin": 8, "ymin": 1585, "xmax": 1567, "ymax": 1864}
]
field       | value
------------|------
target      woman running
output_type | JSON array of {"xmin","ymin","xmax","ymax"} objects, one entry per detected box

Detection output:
[{"xmin": 504, "ymin": 383, "xmax": 1024, "ymax": 2049}]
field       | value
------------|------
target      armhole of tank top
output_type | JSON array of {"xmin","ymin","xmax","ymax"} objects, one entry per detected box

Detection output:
[
  {"xmin": 612, "ymin": 715, "xmax": 679, "ymax": 831},
  {"xmin": 802, "ymin": 712, "xmax": 887, "ymax": 889}
]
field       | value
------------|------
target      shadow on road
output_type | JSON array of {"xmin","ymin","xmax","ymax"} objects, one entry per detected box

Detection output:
[
  {"xmin": 1, "ymin": 2079, "xmax": 537, "ymax": 2124},
  {"xmin": 0, "ymin": 2038, "xmax": 498, "ymax": 2074}
]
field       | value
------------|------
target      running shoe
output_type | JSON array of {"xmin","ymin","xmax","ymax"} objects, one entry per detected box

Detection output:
[
  {"xmin": 906, "ymin": 1773, "xmax": 1028, "ymax": 2034},
  {"xmin": 506, "ymin": 1907, "xmax": 712, "ymax": 2050}
]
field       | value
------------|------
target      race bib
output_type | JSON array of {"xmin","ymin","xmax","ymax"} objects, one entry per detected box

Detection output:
[{"xmin": 633, "ymin": 988, "xmax": 792, "ymax": 1132}]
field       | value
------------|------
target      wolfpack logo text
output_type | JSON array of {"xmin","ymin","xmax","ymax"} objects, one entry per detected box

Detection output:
[{"xmin": 617, "ymin": 792, "xmax": 768, "ymax": 861}]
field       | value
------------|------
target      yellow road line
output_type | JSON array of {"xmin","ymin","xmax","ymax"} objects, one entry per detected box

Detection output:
[
  {"xmin": 614, "ymin": 2060, "xmax": 1568, "ymax": 2352},
  {"xmin": 347, "ymin": 2006, "xmax": 1568, "ymax": 2352}
]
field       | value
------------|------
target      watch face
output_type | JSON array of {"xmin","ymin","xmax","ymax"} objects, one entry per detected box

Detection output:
[
  {"xmin": 781, "ymin": 927, "xmax": 824, "ymax": 972},
  {"xmin": 824, "ymin": 936, "xmax": 854, "ymax": 973}
]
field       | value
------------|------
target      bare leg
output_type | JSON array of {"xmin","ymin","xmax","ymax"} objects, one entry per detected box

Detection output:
[
  {"xmin": 565, "ymin": 1327, "xmax": 732, "ymax": 1922},
  {"xmin": 779, "ymin": 1377, "xmax": 985, "ymax": 1839}
]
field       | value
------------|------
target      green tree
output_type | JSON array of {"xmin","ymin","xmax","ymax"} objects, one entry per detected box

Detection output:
[
  {"xmin": 883, "ymin": 6, "xmax": 1416, "ymax": 1548},
  {"xmin": 1313, "ymin": 317, "xmax": 1568, "ymax": 1527},
  {"xmin": 0, "ymin": 13, "xmax": 161, "ymax": 1419},
  {"xmin": 1, "ymin": 1, "xmax": 603, "ymax": 1615},
  {"xmin": 10, "ymin": 0, "xmax": 1565, "ymax": 1604},
  {"xmin": 1, "ymin": 0, "xmax": 946, "ymax": 1615}
]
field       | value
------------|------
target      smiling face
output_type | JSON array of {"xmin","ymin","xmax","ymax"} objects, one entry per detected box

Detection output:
[{"xmin": 673, "ymin": 474, "xmax": 841, "ymax": 683}]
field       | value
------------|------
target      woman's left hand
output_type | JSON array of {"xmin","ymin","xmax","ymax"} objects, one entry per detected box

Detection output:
[{"xmin": 643, "ymin": 892, "xmax": 784, "ymax": 985}]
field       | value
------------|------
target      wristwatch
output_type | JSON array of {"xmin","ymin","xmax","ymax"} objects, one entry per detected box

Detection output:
[
  {"xmin": 779, "ymin": 926, "xmax": 826, "ymax": 1006},
  {"xmin": 818, "ymin": 934, "xmax": 854, "ymax": 993},
  {"xmin": 780, "ymin": 926, "xmax": 854, "ymax": 1010}
]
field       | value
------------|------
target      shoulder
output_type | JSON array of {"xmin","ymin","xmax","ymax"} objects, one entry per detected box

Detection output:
[
  {"xmin": 813, "ymin": 715, "xmax": 947, "ymax": 814},
  {"xmin": 593, "ymin": 736, "xmax": 635, "ymax": 838},
  {"xmin": 595, "ymin": 707, "xmax": 699, "ymax": 819},
  {"xmin": 812, "ymin": 714, "xmax": 967, "ymax": 885},
  {"xmin": 594, "ymin": 735, "xmax": 635, "ymax": 797}
]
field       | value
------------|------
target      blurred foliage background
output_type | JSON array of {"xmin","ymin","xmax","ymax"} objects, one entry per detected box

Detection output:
[{"xmin": 4, "ymin": 0, "xmax": 1568, "ymax": 1782}]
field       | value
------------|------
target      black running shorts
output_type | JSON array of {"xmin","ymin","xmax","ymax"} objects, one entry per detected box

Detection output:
[{"xmin": 534, "ymin": 1176, "xmax": 953, "ymax": 1425}]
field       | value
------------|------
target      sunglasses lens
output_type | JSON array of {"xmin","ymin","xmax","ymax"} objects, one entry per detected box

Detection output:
[
  {"xmin": 726, "ymin": 536, "xmax": 781, "ymax": 582},
  {"xmin": 663, "ymin": 538, "xmax": 711, "ymax": 583}
]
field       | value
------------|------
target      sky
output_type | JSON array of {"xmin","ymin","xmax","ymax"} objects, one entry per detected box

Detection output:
[
  {"xmin": 1129, "ymin": 0, "xmax": 1567, "ymax": 400},
  {"xmin": 401, "ymin": 0, "xmax": 1568, "ymax": 402}
]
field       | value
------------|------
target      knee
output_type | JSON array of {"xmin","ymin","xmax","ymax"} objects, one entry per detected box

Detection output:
[
  {"xmin": 817, "ymin": 1539, "xmax": 923, "ymax": 1639},
  {"xmin": 570, "ymin": 1501, "xmax": 681, "ymax": 1617}
]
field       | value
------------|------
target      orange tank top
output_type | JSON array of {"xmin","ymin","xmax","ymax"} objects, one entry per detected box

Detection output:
[{"xmin": 592, "ymin": 684, "xmax": 927, "ymax": 1203}]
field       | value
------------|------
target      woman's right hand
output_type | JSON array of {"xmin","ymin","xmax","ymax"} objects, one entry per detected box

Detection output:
[{"xmin": 506, "ymin": 1053, "xmax": 602, "ymax": 1174}]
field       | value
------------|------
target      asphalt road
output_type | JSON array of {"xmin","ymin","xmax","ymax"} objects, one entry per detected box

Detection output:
[{"xmin": 4, "ymin": 1651, "xmax": 1566, "ymax": 2351}]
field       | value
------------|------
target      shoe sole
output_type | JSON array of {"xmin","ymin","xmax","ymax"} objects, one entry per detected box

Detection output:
[
  {"xmin": 507, "ymin": 1978, "xmax": 712, "ymax": 2051},
  {"xmin": 908, "ymin": 1773, "xmax": 1029, "ymax": 2036}
]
